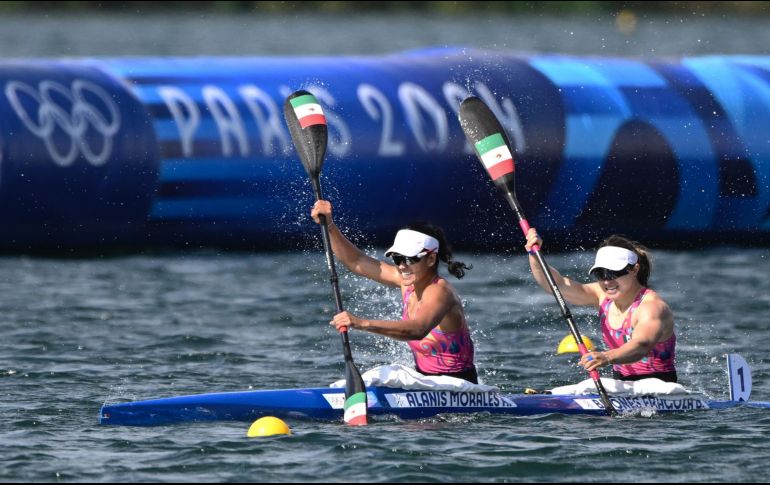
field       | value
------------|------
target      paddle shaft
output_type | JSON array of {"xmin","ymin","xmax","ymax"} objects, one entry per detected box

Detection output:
[
  {"xmin": 310, "ymin": 177, "xmax": 355, "ymax": 359},
  {"xmin": 500, "ymin": 188, "xmax": 617, "ymax": 415}
]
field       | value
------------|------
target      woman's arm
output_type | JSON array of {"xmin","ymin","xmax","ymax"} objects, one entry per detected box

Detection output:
[
  {"xmin": 330, "ymin": 284, "xmax": 454, "ymax": 340},
  {"xmin": 524, "ymin": 227, "xmax": 602, "ymax": 307},
  {"xmin": 311, "ymin": 200, "xmax": 401, "ymax": 287},
  {"xmin": 580, "ymin": 299, "xmax": 674, "ymax": 370}
]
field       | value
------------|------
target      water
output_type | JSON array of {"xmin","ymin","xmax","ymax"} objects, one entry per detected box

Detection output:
[
  {"xmin": 1, "ymin": 10, "xmax": 770, "ymax": 58},
  {"xmin": 2, "ymin": 248, "xmax": 769, "ymax": 482},
  {"xmin": 2, "ymin": 9, "xmax": 770, "ymax": 483}
]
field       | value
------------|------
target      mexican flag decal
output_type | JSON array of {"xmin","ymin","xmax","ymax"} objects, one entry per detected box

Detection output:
[
  {"xmin": 343, "ymin": 391, "xmax": 368, "ymax": 426},
  {"xmin": 475, "ymin": 133, "xmax": 514, "ymax": 180},
  {"xmin": 290, "ymin": 93, "xmax": 327, "ymax": 128}
]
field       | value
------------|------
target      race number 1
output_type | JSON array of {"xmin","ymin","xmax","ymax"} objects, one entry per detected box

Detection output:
[{"xmin": 727, "ymin": 354, "xmax": 752, "ymax": 402}]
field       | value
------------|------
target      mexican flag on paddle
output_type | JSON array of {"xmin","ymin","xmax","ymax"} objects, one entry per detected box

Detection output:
[
  {"xmin": 475, "ymin": 132, "xmax": 515, "ymax": 181},
  {"xmin": 289, "ymin": 93, "xmax": 327, "ymax": 129}
]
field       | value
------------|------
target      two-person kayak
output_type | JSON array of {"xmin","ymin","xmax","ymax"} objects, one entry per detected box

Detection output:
[{"xmin": 99, "ymin": 355, "xmax": 770, "ymax": 426}]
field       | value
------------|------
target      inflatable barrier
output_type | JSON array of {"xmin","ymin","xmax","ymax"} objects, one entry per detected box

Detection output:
[{"xmin": 1, "ymin": 48, "xmax": 769, "ymax": 252}]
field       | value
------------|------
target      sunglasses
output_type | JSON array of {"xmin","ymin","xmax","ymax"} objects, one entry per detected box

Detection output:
[
  {"xmin": 391, "ymin": 250, "xmax": 433, "ymax": 266},
  {"xmin": 591, "ymin": 265, "xmax": 633, "ymax": 281}
]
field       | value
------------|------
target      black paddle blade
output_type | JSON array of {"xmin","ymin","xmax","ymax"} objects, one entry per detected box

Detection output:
[
  {"xmin": 344, "ymin": 360, "xmax": 368, "ymax": 425},
  {"xmin": 284, "ymin": 90, "xmax": 328, "ymax": 178},
  {"xmin": 459, "ymin": 96, "xmax": 516, "ymax": 191}
]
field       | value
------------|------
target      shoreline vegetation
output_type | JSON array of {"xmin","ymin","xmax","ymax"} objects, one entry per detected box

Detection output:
[{"xmin": 0, "ymin": 1, "xmax": 769, "ymax": 15}]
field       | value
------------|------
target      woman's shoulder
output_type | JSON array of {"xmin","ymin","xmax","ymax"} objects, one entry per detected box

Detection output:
[
  {"xmin": 641, "ymin": 288, "xmax": 667, "ymax": 304},
  {"xmin": 638, "ymin": 290, "xmax": 672, "ymax": 317},
  {"xmin": 426, "ymin": 277, "xmax": 459, "ymax": 299}
]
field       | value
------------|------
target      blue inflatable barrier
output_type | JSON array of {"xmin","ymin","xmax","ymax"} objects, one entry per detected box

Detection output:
[
  {"xmin": 1, "ymin": 49, "xmax": 769, "ymax": 252},
  {"xmin": 0, "ymin": 61, "xmax": 159, "ymax": 251}
]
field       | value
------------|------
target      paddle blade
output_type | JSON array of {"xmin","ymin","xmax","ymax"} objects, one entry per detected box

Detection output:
[
  {"xmin": 284, "ymin": 90, "xmax": 328, "ymax": 178},
  {"xmin": 343, "ymin": 361, "xmax": 368, "ymax": 426},
  {"xmin": 459, "ymin": 96, "xmax": 516, "ymax": 189}
]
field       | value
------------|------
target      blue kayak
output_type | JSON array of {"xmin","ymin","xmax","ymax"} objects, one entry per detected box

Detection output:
[
  {"xmin": 99, "ymin": 385, "xmax": 770, "ymax": 426},
  {"xmin": 100, "ymin": 355, "xmax": 769, "ymax": 426}
]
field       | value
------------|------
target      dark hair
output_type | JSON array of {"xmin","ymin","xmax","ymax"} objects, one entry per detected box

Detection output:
[
  {"xmin": 403, "ymin": 222, "xmax": 472, "ymax": 279},
  {"xmin": 599, "ymin": 235, "xmax": 652, "ymax": 287}
]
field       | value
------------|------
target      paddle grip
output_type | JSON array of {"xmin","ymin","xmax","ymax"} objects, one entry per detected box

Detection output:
[
  {"xmin": 311, "ymin": 179, "xmax": 354, "ymax": 341},
  {"xmin": 517, "ymin": 218, "xmax": 541, "ymax": 252}
]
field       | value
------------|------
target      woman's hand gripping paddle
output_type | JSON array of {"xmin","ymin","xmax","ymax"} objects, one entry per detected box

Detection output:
[
  {"xmin": 458, "ymin": 96, "xmax": 617, "ymax": 417},
  {"xmin": 284, "ymin": 90, "xmax": 368, "ymax": 426}
]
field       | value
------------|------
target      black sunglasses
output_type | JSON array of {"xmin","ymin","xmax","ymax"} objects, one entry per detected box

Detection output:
[
  {"xmin": 591, "ymin": 265, "xmax": 633, "ymax": 281},
  {"xmin": 391, "ymin": 251, "xmax": 432, "ymax": 266}
]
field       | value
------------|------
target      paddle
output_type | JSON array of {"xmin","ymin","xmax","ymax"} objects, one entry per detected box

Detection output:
[
  {"xmin": 459, "ymin": 96, "xmax": 617, "ymax": 416},
  {"xmin": 284, "ymin": 90, "xmax": 368, "ymax": 426}
]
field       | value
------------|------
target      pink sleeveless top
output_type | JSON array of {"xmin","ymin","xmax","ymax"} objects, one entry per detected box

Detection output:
[
  {"xmin": 403, "ymin": 278, "xmax": 475, "ymax": 374},
  {"xmin": 600, "ymin": 288, "xmax": 676, "ymax": 377}
]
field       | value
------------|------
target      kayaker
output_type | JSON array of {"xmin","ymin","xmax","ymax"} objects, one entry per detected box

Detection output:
[
  {"xmin": 524, "ymin": 229, "xmax": 677, "ymax": 383},
  {"xmin": 311, "ymin": 200, "xmax": 478, "ymax": 384}
]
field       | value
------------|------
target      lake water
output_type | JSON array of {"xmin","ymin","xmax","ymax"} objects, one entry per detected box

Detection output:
[{"xmin": 3, "ymin": 247, "xmax": 769, "ymax": 482}]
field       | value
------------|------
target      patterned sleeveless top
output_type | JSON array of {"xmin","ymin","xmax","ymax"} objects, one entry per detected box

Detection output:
[
  {"xmin": 600, "ymin": 287, "xmax": 676, "ymax": 378},
  {"xmin": 403, "ymin": 277, "xmax": 475, "ymax": 375}
]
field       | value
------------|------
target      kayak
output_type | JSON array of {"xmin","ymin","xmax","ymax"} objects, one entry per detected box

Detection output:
[
  {"xmin": 99, "ymin": 387, "xmax": 770, "ymax": 426},
  {"xmin": 100, "ymin": 385, "xmax": 770, "ymax": 426},
  {"xmin": 100, "ymin": 354, "xmax": 769, "ymax": 426}
]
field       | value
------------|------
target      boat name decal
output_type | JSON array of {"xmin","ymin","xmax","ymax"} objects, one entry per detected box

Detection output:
[
  {"xmin": 575, "ymin": 396, "xmax": 710, "ymax": 412},
  {"xmin": 384, "ymin": 391, "xmax": 517, "ymax": 409}
]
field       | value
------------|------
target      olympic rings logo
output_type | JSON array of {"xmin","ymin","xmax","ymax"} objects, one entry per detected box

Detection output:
[{"xmin": 4, "ymin": 79, "xmax": 121, "ymax": 167}]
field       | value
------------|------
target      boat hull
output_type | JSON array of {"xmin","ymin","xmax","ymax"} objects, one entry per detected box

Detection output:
[{"xmin": 98, "ymin": 386, "xmax": 770, "ymax": 426}]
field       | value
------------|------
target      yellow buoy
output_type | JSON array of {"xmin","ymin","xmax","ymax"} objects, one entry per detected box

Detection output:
[
  {"xmin": 556, "ymin": 334, "xmax": 595, "ymax": 354},
  {"xmin": 247, "ymin": 416, "xmax": 291, "ymax": 438}
]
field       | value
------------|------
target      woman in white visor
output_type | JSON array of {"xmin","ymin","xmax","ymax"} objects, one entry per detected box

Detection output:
[
  {"xmin": 311, "ymin": 200, "xmax": 478, "ymax": 383},
  {"xmin": 524, "ymin": 228, "xmax": 677, "ymax": 382}
]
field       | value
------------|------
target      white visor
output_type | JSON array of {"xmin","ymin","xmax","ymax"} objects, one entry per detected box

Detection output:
[
  {"xmin": 385, "ymin": 229, "xmax": 439, "ymax": 258},
  {"xmin": 588, "ymin": 246, "xmax": 639, "ymax": 275}
]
